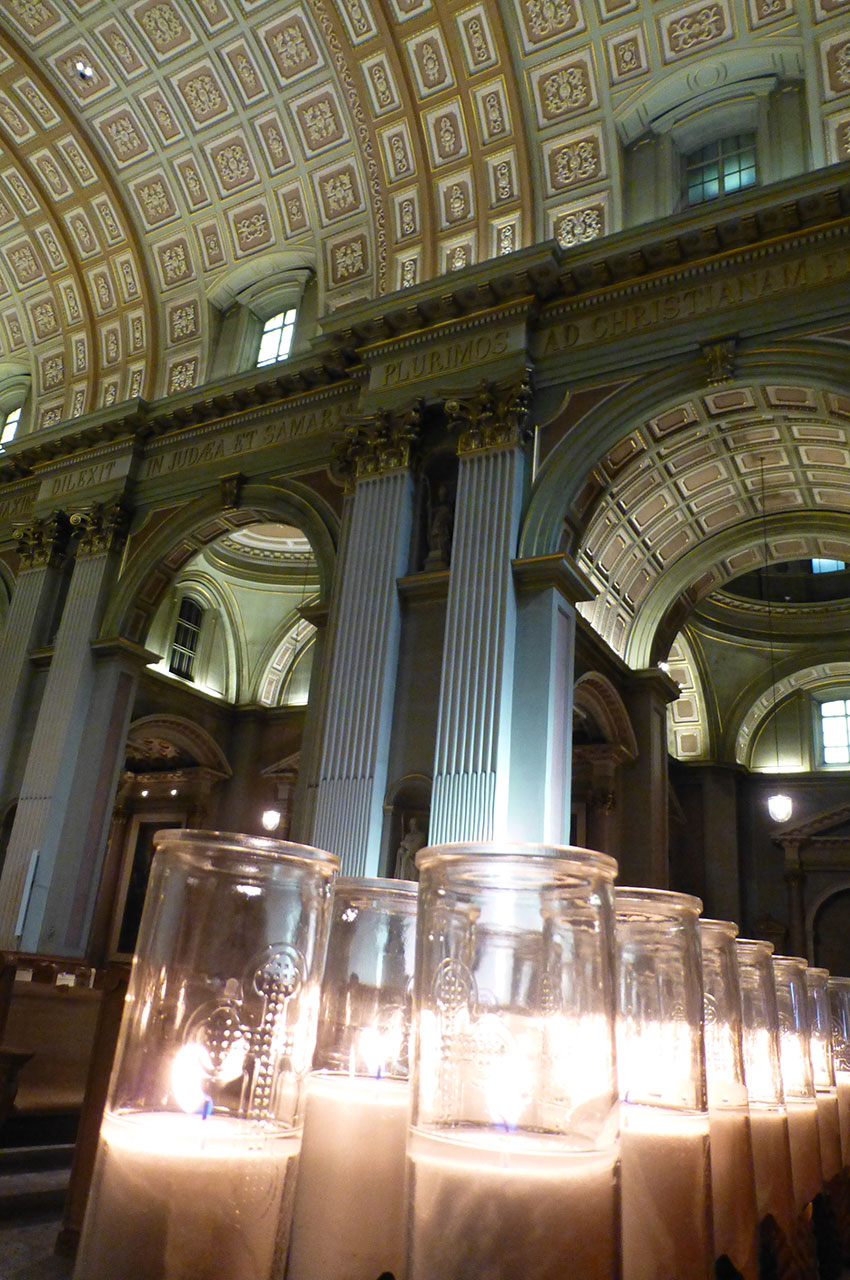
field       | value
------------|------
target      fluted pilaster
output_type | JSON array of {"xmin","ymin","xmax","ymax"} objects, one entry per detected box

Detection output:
[
  {"xmin": 310, "ymin": 409, "xmax": 419, "ymax": 875},
  {"xmin": 0, "ymin": 509, "xmax": 130, "ymax": 950},
  {"xmin": 430, "ymin": 420, "xmax": 527, "ymax": 843},
  {"xmin": 0, "ymin": 514, "xmax": 70, "ymax": 797}
]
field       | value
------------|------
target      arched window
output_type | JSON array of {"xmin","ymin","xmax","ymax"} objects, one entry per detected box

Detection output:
[
  {"xmin": 169, "ymin": 597, "xmax": 204, "ymax": 680},
  {"xmin": 207, "ymin": 255, "xmax": 315, "ymax": 379}
]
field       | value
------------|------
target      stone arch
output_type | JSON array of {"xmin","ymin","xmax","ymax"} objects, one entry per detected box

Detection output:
[
  {"xmin": 520, "ymin": 344, "xmax": 850, "ymax": 667},
  {"xmin": 573, "ymin": 672, "xmax": 638, "ymax": 758},
  {"xmin": 733, "ymin": 661, "xmax": 850, "ymax": 767},
  {"xmin": 255, "ymin": 610, "xmax": 317, "ymax": 706},
  {"xmin": 125, "ymin": 714, "xmax": 232, "ymax": 777},
  {"xmin": 102, "ymin": 479, "xmax": 338, "ymax": 643}
]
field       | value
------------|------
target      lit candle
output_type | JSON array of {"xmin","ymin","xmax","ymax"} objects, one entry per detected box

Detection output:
[
  {"xmin": 773, "ymin": 956, "xmax": 823, "ymax": 1212},
  {"xmin": 285, "ymin": 1073, "xmax": 409, "ymax": 1280},
  {"xmin": 785, "ymin": 1098, "xmax": 823, "ymax": 1211},
  {"xmin": 409, "ymin": 844, "xmax": 621, "ymax": 1280},
  {"xmin": 747, "ymin": 1105, "xmax": 796, "ymax": 1238},
  {"xmin": 285, "ymin": 877, "xmax": 418, "ymax": 1280},
  {"xmin": 699, "ymin": 918, "xmax": 758, "ymax": 1279},
  {"xmin": 806, "ymin": 966, "xmax": 843, "ymax": 1179},
  {"xmin": 72, "ymin": 831, "xmax": 338, "ymax": 1280},
  {"xmin": 827, "ymin": 976, "xmax": 850, "ymax": 1165},
  {"xmin": 407, "ymin": 1128, "xmax": 619, "ymax": 1279},
  {"xmin": 616, "ymin": 889, "xmax": 714, "ymax": 1280},
  {"xmin": 75, "ymin": 1111, "xmax": 299, "ymax": 1280},
  {"xmin": 736, "ymin": 939, "xmax": 796, "ymax": 1239},
  {"xmin": 619, "ymin": 1105, "xmax": 712, "ymax": 1278}
]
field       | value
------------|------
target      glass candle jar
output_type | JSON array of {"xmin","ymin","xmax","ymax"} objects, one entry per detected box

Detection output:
[
  {"xmin": 827, "ymin": 975, "xmax": 850, "ymax": 1166},
  {"xmin": 408, "ymin": 843, "xmax": 620, "ymax": 1280},
  {"xmin": 615, "ymin": 887, "xmax": 712, "ymax": 1280},
  {"xmin": 74, "ymin": 830, "xmax": 338, "ymax": 1280},
  {"xmin": 735, "ymin": 938, "xmax": 795, "ymax": 1239},
  {"xmin": 285, "ymin": 877, "xmax": 418, "ymax": 1280},
  {"xmin": 773, "ymin": 954, "xmax": 822, "ymax": 1212},
  {"xmin": 699, "ymin": 919, "xmax": 758, "ymax": 1280},
  {"xmin": 805, "ymin": 966, "xmax": 842, "ymax": 1180}
]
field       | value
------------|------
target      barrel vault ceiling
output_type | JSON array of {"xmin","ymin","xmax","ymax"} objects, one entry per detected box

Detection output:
[{"xmin": 0, "ymin": 0, "xmax": 848, "ymax": 429}]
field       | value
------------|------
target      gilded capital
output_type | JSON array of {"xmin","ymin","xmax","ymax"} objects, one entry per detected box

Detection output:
[
  {"xmin": 449, "ymin": 369, "xmax": 533, "ymax": 455},
  {"xmin": 70, "ymin": 497, "xmax": 133, "ymax": 557},
  {"xmin": 12, "ymin": 512, "xmax": 71, "ymax": 569},
  {"xmin": 330, "ymin": 400, "xmax": 423, "ymax": 489}
]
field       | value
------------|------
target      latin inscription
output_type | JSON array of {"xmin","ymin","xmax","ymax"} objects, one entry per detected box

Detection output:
[
  {"xmin": 373, "ymin": 327, "xmax": 513, "ymax": 390},
  {"xmin": 539, "ymin": 248, "xmax": 850, "ymax": 355},
  {"xmin": 40, "ymin": 459, "xmax": 122, "ymax": 503},
  {"xmin": 139, "ymin": 404, "xmax": 345, "ymax": 480},
  {"xmin": 0, "ymin": 492, "xmax": 34, "ymax": 525}
]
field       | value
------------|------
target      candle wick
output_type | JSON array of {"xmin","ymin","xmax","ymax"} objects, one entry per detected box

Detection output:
[{"xmin": 201, "ymin": 1097, "xmax": 213, "ymax": 1120}]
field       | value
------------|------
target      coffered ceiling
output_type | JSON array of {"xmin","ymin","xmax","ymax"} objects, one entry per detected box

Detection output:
[{"xmin": 1, "ymin": 0, "xmax": 849, "ymax": 430}]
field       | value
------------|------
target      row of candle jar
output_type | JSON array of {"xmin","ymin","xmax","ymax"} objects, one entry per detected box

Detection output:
[{"xmin": 72, "ymin": 832, "xmax": 850, "ymax": 1280}]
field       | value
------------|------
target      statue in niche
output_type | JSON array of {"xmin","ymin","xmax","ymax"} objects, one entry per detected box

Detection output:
[
  {"xmin": 424, "ymin": 483, "xmax": 453, "ymax": 571},
  {"xmin": 394, "ymin": 816, "xmax": 426, "ymax": 881}
]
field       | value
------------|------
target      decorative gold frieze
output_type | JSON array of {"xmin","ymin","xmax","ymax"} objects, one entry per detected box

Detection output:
[
  {"xmin": 331, "ymin": 400, "xmax": 423, "ymax": 488},
  {"xmin": 449, "ymin": 370, "xmax": 533, "ymax": 455},
  {"xmin": 69, "ymin": 498, "xmax": 132, "ymax": 556},
  {"xmin": 12, "ymin": 512, "xmax": 71, "ymax": 569}
]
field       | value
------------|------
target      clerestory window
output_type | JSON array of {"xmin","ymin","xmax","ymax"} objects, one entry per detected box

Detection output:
[
  {"xmin": 256, "ymin": 309, "xmax": 297, "ymax": 367},
  {"xmin": 0, "ymin": 406, "xmax": 21, "ymax": 448},
  {"xmin": 169, "ymin": 597, "xmax": 204, "ymax": 681},
  {"xmin": 818, "ymin": 697, "xmax": 850, "ymax": 767},
  {"xmin": 684, "ymin": 133, "xmax": 757, "ymax": 206}
]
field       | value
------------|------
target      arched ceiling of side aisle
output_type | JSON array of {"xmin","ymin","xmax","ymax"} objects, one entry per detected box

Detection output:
[
  {"xmin": 565, "ymin": 378, "xmax": 850, "ymax": 669},
  {"xmin": 0, "ymin": 0, "xmax": 849, "ymax": 428}
]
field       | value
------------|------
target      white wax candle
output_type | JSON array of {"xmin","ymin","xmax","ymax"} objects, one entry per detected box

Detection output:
[
  {"xmin": 836, "ymin": 1071, "xmax": 850, "ymax": 1166},
  {"xmin": 785, "ymin": 1098, "xmax": 823, "ymax": 1212},
  {"xmin": 74, "ymin": 1111, "xmax": 299, "ymax": 1280},
  {"xmin": 708, "ymin": 1106, "xmax": 758, "ymax": 1279},
  {"xmin": 748, "ymin": 1105, "xmax": 795, "ymax": 1239},
  {"xmin": 816, "ymin": 1088, "xmax": 843, "ymax": 1180},
  {"xmin": 620, "ymin": 1104, "xmax": 713, "ymax": 1280},
  {"xmin": 407, "ymin": 1127, "xmax": 619, "ymax": 1280},
  {"xmin": 285, "ymin": 1073, "xmax": 409, "ymax": 1280}
]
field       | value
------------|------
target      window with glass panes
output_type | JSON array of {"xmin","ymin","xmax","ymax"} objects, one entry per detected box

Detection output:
[
  {"xmin": 812, "ymin": 559, "xmax": 846, "ymax": 574},
  {"xmin": 685, "ymin": 134, "xmax": 757, "ymax": 206},
  {"xmin": 1, "ymin": 407, "xmax": 21, "ymax": 447},
  {"xmin": 256, "ymin": 309, "xmax": 296, "ymax": 367},
  {"xmin": 820, "ymin": 698, "xmax": 850, "ymax": 766},
  {"xmin": 169, "ymin": 597, "xmax": 203, "ymax": 680}
]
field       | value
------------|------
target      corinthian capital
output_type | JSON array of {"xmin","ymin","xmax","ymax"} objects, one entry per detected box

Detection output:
[
  {"xmin": 69, "ymin": 497, "xmax": 133, "ymax": 557},
  {"xmin": 330, "ymin": 399, "xmax": 423, "ymax": 489},
  {"xmin": 12, "ymin": 512, "xmax": 71, "ymax": 569},
  {"xmin": 448, "ymin": 369, "xmax": 534, "ymax": 455}
]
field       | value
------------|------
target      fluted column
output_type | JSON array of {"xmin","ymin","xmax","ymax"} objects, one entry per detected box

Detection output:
[
  {"xmin": 0, "ymin": 515, "xmax": 70, "ymax": 799},
  {"xmin": 619, "ymin": 667, "xmax": 680, "ymax": 888},
  {"xmin": 0, "ymin": 501, "xmax": 133, "ymax": 952},
  {"xmin": 429, "ymin": 375, "xmax": 531, "ymax": 844},
  {"xmin": 309, "ymin": 407, "xmax": 420, "ymax": 875}
]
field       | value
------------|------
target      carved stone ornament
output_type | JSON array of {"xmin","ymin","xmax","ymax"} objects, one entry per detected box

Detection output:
[
  {"xmin": 448, "ymin": 368, "xmax": 534, "ymax": 455},
  {"xmin": 701, "ymin": 338, "xmax": 737, "ymax": 386},
  {"xmin": 12, "ymin": 511, "xmax": 71, "ymax": 569},
  {"xmin": 330, "ymin": 399, "xmax": 423, "ymax": 488},
  {"xmin": 69, "ymin": 497, "xmax": 133, "ymax": 556},
  {"xmin": 220, "ymin": 471, "xmax": 246, "ymax": 510}
]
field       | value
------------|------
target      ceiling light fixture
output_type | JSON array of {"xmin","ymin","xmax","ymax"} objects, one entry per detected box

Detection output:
[
  {"xmin": 760, "ymin": 457, "xmax": 792, "ymax": 824},
  {"xmin": 74, "ymin": 59, "xmax": 94, "ymax": 79}
]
